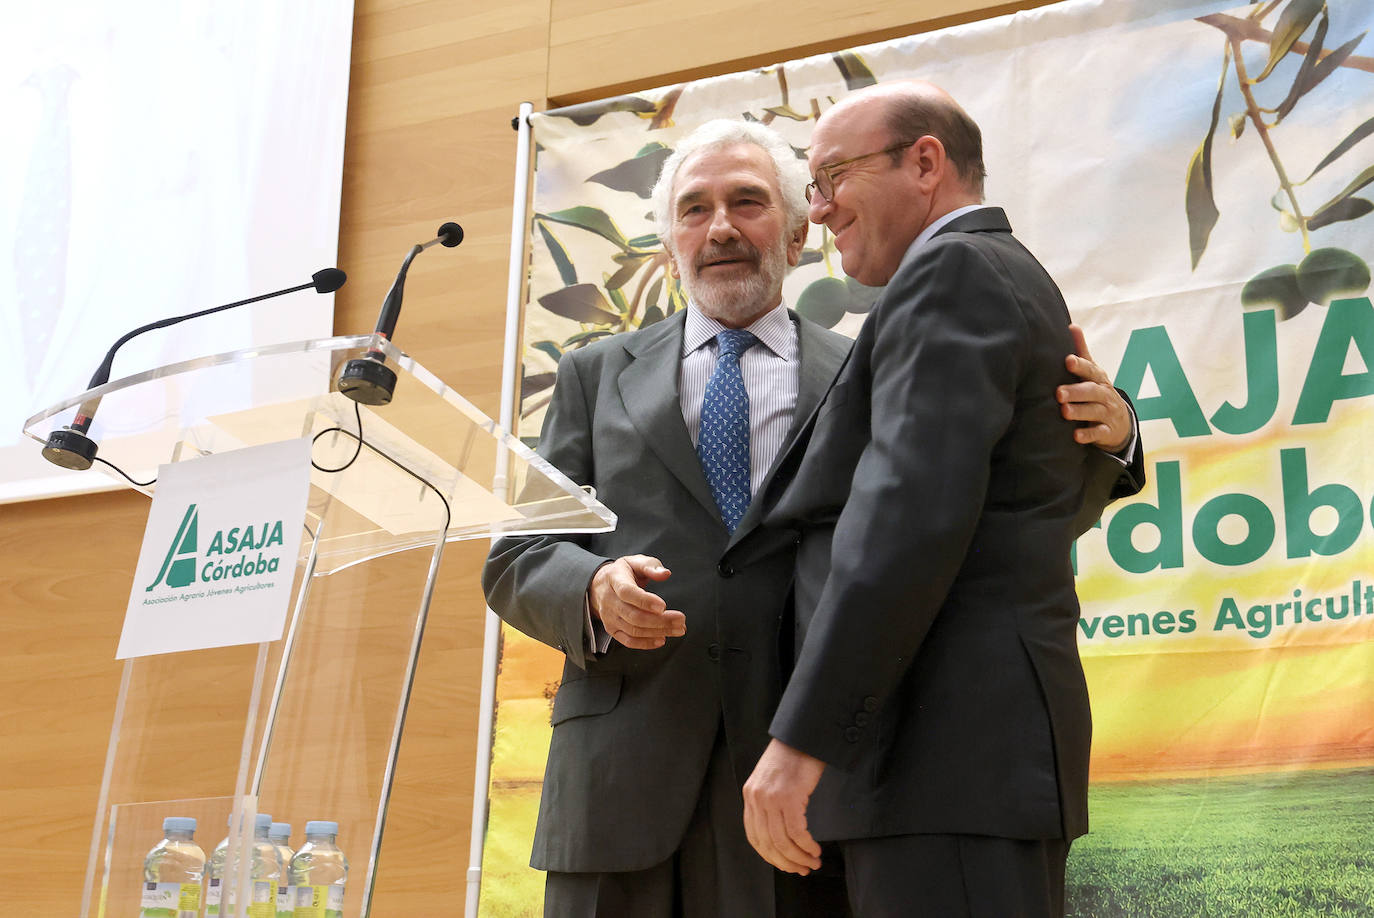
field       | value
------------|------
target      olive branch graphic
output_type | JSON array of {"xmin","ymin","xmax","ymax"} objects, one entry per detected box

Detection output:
[{"xmin": 1191, "ymin": 0, "xmax": 1373, "ymax": 318}]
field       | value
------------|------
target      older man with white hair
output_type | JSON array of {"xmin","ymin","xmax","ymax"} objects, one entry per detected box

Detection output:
[{"xmin": 485, "ymin": 118, "xmax": 853, "ymax": 917}]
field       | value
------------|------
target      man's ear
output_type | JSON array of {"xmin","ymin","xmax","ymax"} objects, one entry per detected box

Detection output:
[
  {"xmin": 785, "ymin": 222, "xmax": 808, "ymax": 267},
  {"xmin": 909, "ymin": 135, "xmax": 947, "ymax": 190}
]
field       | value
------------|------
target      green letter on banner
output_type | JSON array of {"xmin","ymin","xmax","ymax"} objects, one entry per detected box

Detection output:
[
  {"xmin": 1293, "ymin": 297, "xmax": 1374, "ymax": 424},
  {"xmin": 1281, "ymin": 448, "xmax": 1363, "ymax": 558},
  {"xmin": 1115, "ymin": 326, "xmax": 1210, "ymax": 438},
  {"xmin": 1107, "ymin": 460, "xmax": 1184, "ymax": 572},
  {"xmin": 1211, "ymin": 309, "xmax": 1278, "ymax": 434}
]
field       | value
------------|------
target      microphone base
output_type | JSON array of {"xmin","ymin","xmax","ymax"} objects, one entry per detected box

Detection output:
[
  {"xmin": 337, "ymin": 357, "xmax": 397, "ymax": 406},
  {"xmin": 42, "ymin": 428, "xmax": 99, "ymax": 470}
]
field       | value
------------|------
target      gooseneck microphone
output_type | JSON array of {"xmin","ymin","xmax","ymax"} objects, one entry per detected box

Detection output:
[
  {"xmin": 41, "ymin": 267, "xmax": 347, "ymax": 471},
  {"xmin": 337, "ymin": 221, "xmax": 463, "ymax": 406}
]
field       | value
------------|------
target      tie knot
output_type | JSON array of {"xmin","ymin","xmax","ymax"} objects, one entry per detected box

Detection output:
[{"xmin": 716, "ymin": 328, "xmax": 758, "ymax": 358}]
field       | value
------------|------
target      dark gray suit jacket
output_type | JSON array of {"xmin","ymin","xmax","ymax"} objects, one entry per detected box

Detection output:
[
  {"xmin": 482, "ymin": 308, "xmax": 850, "ymax": 873},
  {"xmin": 748, "ymin": 208, "xmax": 1145, "ymax": 844}
]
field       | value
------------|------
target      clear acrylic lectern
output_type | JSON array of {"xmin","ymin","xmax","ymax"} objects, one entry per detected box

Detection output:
[{"xmin": 23, "ymin": 334, "xmax": 614, "ymax": 917}]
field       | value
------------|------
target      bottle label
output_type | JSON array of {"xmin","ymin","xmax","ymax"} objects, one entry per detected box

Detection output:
[
  {"xmin": 140, "ymin": 881, "xmax": 202, "ymax": 917},
  {"xmin": 246, "ymin": 880, "xmax": 278, "ymax": 918},
  {"xmin": 278, "ymin": 884, "xmax": 294, "ymax": 918},
  {"xmin": 293, "ymin": 884, "xmax": 344, "ymax": 918},
  {"xmin": 205, "ymin": 877, "xmax": 221, "ymax": 914}
]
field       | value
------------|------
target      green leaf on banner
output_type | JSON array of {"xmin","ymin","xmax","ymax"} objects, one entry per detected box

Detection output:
[
  {"xmin": 522, "ymin": 371, "xmax": 556, "ymax": 397},
  {"xmin": 640, "ymin": 305, "xmax": 665, "ymax": 327},
  {"xmin": 1273, "ymin": 10, "xmax": 1326, "ymax": 122},
  {"xmin": 535, "ymin": 220, "xmax": 578, "ymax": 287},
  {"xmin": 607, "ymin": 285, "xmax": 628, "ymax": 313},
  {"xmin": 1308, "ymin": 195, "xmax": 1374, "ymax": 231},
  {"xmin": 627, "ymin": 233, "xmax": 661, "ymax": 250},
  {"xmin": 646, "ymin": 277, "xmax": 663, "ymax": 310},
  {"xmin": 548, "ymin": 96, "xmax": 657, "ymax": 126},
  {"xmin": 1303, "ymin": 110, "xmax": 1374, "ymax": 183},
  {"xmin": 587, "ymin": 145, "xmax": 673, "ymax": 199},
  {"xmin": 1256, "ymin": 0, "xmax": 1322, "ymax": 82},
  {"xmin": 1186, "ymin": 48, "xmax": 1227, "ymax": 270},
  {"xmin": 1310, "ymin": 163, "xmax": 1374, "ymax": 223},
  {"xmin": 763, "ymin": 104, "xmax": 811, "ymax": 121},
  {"xmin": 606, "ymin": 257, "xmax": 644, "ymax": 291},
  {"xmin": 832, "ymin": 51, "xmax": 878, "ymax": 90},
  {"xmin": 538, "ymin": 283, "xmax": 621, "ymax": 324},
  {"xmin": 1301, "ymin": 29, "xmax": 1367, "ymax": 100},
  {"xmin": 564, "ymin": 328, "xmax": 615, "ymax": 346},
  {"xmin": 1187, "ymin": 139, "xmax": 1221, "ymax": 269},
  {"xmin": 540, "ymin": 207, "xmax": 630, "ymax": 250},
  {"xmin": 530, "ymin": 340, "xmax": 563, "ymax": 364}
]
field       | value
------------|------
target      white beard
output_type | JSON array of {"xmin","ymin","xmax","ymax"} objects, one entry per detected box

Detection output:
[{"xmin": 678, "ymin": 234, "xmax": 789, "ymax": 326}]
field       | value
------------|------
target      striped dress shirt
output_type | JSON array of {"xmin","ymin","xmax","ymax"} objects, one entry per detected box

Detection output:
[{"xmin": 680, "ymin": 302, "xmax": 800, "ymax": 495}]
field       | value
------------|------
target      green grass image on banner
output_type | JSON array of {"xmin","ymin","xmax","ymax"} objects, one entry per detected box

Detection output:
[{"xmin": 1068, "ymin": 767, "xmax": 1374, "ymax": 917}]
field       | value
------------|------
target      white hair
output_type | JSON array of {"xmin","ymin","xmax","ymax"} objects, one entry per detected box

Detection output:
[{"xmin": 650, "ymin": 119, "xmax": 811, "ymax": 254}]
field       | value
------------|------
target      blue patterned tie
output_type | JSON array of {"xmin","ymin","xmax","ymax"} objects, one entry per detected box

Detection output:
[{"xmin": 697, "ymin": 328, "xmax": 758, "ymax": 532}]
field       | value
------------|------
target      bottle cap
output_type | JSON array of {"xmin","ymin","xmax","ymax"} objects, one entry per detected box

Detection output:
[
  {"xmin": 254, "ymin": 813, "xmax": 273, "ymax": 832},
  {"xmin": 269, "ymin": 822, "xmax": 292, "ymax": 841},
  {"xmin": 163, "ymin": 816, "xmax": 197, "ymax": 835},
  {"xmin": 305, "ymin": 820, "xmax": 339, "ymax": 837}
]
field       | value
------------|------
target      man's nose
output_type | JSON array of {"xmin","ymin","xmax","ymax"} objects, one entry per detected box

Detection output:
[
  {"xmin": 807, "ymin": 193, "xmax": 831, "ymax": 224},
  {"xmin": 707, "ymin": 207, "xmax": 740, "ymax": 242}
]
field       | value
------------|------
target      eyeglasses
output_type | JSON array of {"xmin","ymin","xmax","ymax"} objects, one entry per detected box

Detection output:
[{"xmin": 804, "ymin": 142, "xmax": 916, "ymax": 203}]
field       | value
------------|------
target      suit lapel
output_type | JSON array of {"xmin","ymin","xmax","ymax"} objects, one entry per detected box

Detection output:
[{"xmin": 617, "ymin": 312, "xmax": 721, "ymax": 522}]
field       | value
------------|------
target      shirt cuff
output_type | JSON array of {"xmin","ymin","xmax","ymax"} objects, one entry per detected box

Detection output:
[
  {"xmin": 1101, "ymin": 398, "xmax": 1139, "ymax": 468},
  {"xmin": 583, "ymin": 572, "xmax": 613, "ymax": 656}
]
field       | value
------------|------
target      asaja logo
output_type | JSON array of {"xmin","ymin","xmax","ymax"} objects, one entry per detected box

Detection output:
[
  {"xmin": 146, "ymin": 503, "xmax": 287, "ymax": 590},
  {"xmin": 146, "ymin": 504, "xmax": 199, "ymax": 590}
]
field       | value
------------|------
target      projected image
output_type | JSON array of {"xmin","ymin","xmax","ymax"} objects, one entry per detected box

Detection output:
[{"xmin": 1, "ymin": 2, "xmax": 354, "ymax": 502}]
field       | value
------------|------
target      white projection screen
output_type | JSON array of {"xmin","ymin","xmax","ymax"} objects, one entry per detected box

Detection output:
[{"xmin": 1, "ymin": 2, "xmax": 354, "ymax": 503}]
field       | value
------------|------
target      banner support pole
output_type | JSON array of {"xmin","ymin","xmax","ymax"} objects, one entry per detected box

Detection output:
[{"xmin": 467, "ymin": 99, "xmax": 535, "ymax": 918}]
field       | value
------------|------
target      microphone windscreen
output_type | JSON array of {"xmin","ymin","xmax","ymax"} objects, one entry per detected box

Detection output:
[
  {"xmin": 312, "ymin": 267, "xmax": 347, "ymax": 293},
  {"xmin": 437, "ymin": 222, "xmax": 464, "ymax": 247}
]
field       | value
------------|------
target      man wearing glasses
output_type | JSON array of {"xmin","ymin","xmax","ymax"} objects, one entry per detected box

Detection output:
[
  {"xmin": 488, "ymin": 111, "xmax": 1138, "ymax": 916},
  {"xmin": 740, "ymin": 81, "xmax": 1144, "ymax": 917}
]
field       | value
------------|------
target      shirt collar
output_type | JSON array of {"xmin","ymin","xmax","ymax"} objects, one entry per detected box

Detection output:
[
  {"xmin": 683, "ymin": 300, "xmax": 794, "ymax": 359},
  {"xmin": 897, "ymin": 203, "xmax": 991, "ymax": 272}
]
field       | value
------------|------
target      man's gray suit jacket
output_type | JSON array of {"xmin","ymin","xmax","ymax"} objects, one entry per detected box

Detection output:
[
  {"xmin": 748, "ymin": 208, "xmax": 1146, "ymax": 845},
  {"xmin": 482, "ymin": 308, "xmax": 850, "ymax": 873}
]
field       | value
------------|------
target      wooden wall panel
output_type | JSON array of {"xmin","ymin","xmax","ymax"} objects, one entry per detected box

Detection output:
[
  {"xmin": 547, "ymin": 0, "xmax": 1060, "ymax": 103},
  {"xmin": 0, "ymin": 1, "xmax": 1035, "ymax": 915}
]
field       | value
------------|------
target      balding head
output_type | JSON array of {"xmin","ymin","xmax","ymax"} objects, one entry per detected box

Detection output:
[
  {"xmin": 827, "ymin": 81, "xmax": 986, "ymax": 197},
  {"xmin": 805, "ymin": 81, "xmax": 985, "ymax": 284}
]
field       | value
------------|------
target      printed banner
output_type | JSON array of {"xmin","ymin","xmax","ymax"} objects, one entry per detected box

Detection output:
[
  {"xmin": 486, "ymin": 0, "xmax": 1374, "ymax": 914},
  {"xmin": 118, "ymin": 438, "xmax": 311, "ymax": 658}
]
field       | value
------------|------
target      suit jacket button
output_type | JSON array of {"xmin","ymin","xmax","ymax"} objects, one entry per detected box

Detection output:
[
  {"xmin": 717, "ymin": 561, "xmax": 735, "ymax": 578},
  {"xmin": 862, "ymin": 696, "xmax": 879, "ymax": 712},
  {"xmin": 707, "ymin": 642, "xmax": 721, "ymax": 662},
  {"xmin": 854, "ymin": 712, "xmax": 870, "ymax": 727},
  {"xmin": 844, "ymin": 726, "xmax": 862, "ymax": 743}
]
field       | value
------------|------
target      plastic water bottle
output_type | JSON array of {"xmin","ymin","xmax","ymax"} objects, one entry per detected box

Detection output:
[
  {"xmin": 289, "ymin": 822, "xmax": 348, "ymax": 918},
  {"xmin": 139, "ymin": 816, "xmax": 204, "ymax": 918},
  {"xmin": 268, "ymin": 823, "xmax": 295, "ymax": 918},
  {"xmin": 245, "ymin": 813, "xmax": 285, "ymax": 918},
  {"xmin": 204, "ymin": 816, "xmax": 231, "ymax": 918},
  {"xmin": 206, "ymin": 812, "xmax": 283, "ymax": 918}
]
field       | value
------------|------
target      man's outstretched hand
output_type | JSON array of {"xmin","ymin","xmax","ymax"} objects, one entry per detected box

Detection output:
[{"xmin": 588, "ymin": 555, "xmax": 684, "ymax": 649}]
